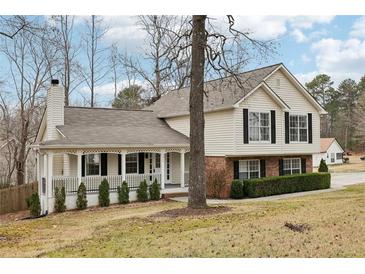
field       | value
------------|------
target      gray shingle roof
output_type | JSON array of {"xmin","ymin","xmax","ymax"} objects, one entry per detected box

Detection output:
[
  {"xmin": 40, "ymin": 107, "xmax": 189, "ymax": 147},
  {"xmin": 147, "ymin": 63, "xmax": 281, "ymax": 118}
]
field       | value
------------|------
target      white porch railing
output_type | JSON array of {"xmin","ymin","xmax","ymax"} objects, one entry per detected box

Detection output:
[
  {"xmin": 83, "ymin": 175, "xmax": 124, "ymax": 193},
  {"xmin": 52, "ymin": 173, "xmax": 162, "ymax": 195},
  {"xmin": 52, "ymin": 176, "xmax": 79, "ymax": 195},
  {"xmin": 125, "ymin": 173, "xmax": 161, "ymax": 189}
]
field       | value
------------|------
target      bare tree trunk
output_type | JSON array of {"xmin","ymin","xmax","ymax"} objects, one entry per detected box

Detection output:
[
  {"xmin": 90, "ymin": 15, "xmax": 95, "ymax": 107},
  {"xmin": 188, "ymin": 15, "xmax": 207, "ymax": 209}
]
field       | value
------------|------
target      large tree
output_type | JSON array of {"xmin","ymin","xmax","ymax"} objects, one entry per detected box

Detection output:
[
  {"xmin": 305, "ymin": 74, "xmax": 338, "ymax": 137},
  {"xmin": 0, "ymin": 18, "xmax": 57, "ymax": 185},
  {"xmin": 50, "ymin": 15, "xmax": 83, "ymax": 106},
  {"xmin": 177, "ymin": 16, "xmax": 275, "ymax": 208},
  {"xmin": 337, "ymin": 79, "xmax": 360, "ymax": 151},
  {"xmin": 121, "ymin": 15, "xmax": 191, "ymax": 103},
  {"xmin": 111, "ymin": 85, "xmax": 145, "ymax": 110},
  {"xmin": 81, "ymin": 15, "xmax": 109, "ymax": 107}
]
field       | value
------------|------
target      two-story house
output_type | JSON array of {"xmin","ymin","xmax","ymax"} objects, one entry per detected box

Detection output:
[{"xmin": 33, "ymin": 63, "xmax": 326, "ymax": 213}]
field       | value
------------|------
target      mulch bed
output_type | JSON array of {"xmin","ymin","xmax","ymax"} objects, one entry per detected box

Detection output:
[
  {"xmin": 151, "ymin": 206, "xmax": 231, "ymax": 218},
  {"xmin": 0, "ymin": 210, "xmax": 30, "ymax": 224}
]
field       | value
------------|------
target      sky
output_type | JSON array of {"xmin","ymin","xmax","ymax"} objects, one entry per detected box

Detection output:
[{"xmin": 1, "ymin": 15, "xmax": 365, "ymax": 106}]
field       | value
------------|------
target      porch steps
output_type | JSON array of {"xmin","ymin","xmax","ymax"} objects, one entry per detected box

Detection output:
[{"xmin": 162, "ymin": 192, "xmax": 188, "ymax": 199}]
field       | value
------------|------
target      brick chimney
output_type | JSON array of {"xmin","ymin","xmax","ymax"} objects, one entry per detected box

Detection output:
[{"xmin": 46, "ymin": 79, "xmax": 64, "ymax": 140}]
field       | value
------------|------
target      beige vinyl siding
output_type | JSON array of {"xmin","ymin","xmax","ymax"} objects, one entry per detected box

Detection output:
[
  {"xmin": 235, "ymin": 87, "xmax": 283, "ymax": 155},
  {"xmin": 52, "ymin": 154, "xmax": 64, "ymax": 176},
  {"xmin": 107, "ymin": 153, "xmax": 119, "ymax": 175},
  {"xmin": 166, "ymin": 109, "xmax": 235, "ymax": 156},
  {"xmin": 46, "ymin": 86, "xmax": 64, "ymax": 140},
  {"xmin": 266, "ymin": 69, "xmax": 320, "ymax": 154},
  {"xmin": 69, "ymin": 154, "xmax": 77, "ymax": 176},
  {"xmin": 170, "ymin": 152, "xmax": 180, "ymax": 184}
]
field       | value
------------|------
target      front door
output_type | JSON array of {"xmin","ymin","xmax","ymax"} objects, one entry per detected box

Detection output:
[{"xmin": 149, "ymin": 153, "xmax": 161, "ymax": 182}]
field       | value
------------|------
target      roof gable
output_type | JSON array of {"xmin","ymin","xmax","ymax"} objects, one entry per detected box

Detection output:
[
  {"xmin": 235, "ymin": 82, "xmax": 290, "ymax": 110},
  {"xmin": 147, "ymin": 63, "xmax": 282, "ymax": 118},
  {"xmin": 266, "ymin": 64, "xmax": 327, "ymax": 114}
]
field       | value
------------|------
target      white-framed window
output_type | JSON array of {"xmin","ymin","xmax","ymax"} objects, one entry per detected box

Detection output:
[
  {"xmin": 331, "ymin": 153, "xmax": 335, "ymax": 163},
  {"xmin": 155, "ymin": 153, "xmax": 161, "ymax": 169},
  {"xmin": 239, "ymin": 160, "xmax": 260, "ymax": 180},
  {"xmin": 283, "ymin": 158, "xmax": 301, "ymax": 175},
  {"xmin": 126, "ymin": 153, "xmax": 138, "ymax": 174},
  {"xmin": 336, "ymin": 153, "xmax": 343, "ymax": 160},
  {"xmin": 249, "ymin": 112, "xmax": 270, "ymax": 142},
  {"xmin": 85, "ymin": 154, "xmax": 100, "ymax": 176},
  {"xmin": 289, "ymin": 114, "xmax": 308, "ymax": 142}
]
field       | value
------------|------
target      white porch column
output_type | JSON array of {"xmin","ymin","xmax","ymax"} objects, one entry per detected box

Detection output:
[
  {"xmin": 77, "ymin": 152, "xmax": 82, "ymax": 185},
  {"xmin": 47, "ymin": 152, "xmax": 53, "ymax": 213},
  {"xmin": 36, "ymin": 152, "xmax": 40, "ymax": 185},
  {"xmin": 160, "ymin": 150, "xmax": 166, "ymax": 189},
  {"xmin": 121, "ymin": 151, "xmax": 126, "ymax": 182},
  {"xmin": 42, "ymin": 153, "xmax": 48, "ymax": 213},
  {"xmin": 180, "ymin": 150, "xmax": 185, "ymax": 188}
]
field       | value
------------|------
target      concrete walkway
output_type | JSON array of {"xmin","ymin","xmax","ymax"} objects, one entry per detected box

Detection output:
[{"xmin": 170, "ymin": 172, "xmax": 365, "ymax": 204}]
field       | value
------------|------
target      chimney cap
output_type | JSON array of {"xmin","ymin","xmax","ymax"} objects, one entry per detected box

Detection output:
[{"xmin": 51, "ymin": 79, "xmax": 59, "ymax": 85}]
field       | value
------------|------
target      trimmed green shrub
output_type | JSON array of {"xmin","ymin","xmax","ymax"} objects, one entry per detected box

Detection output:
[
  {"xmin": 230, "ymin": 180, "xmax": 244, "ymax": 199},
  {"xmin": 99, "ymin": 179, "xmax": 110, "ymax": 207},
  {"xmin": 76, "ymin": 182, "xmax": 87, "ymax": 210},
  {"xmin": 149, "ymin": 178, "xmax": 160, "ymax": 200},
  {"xmin": 26, "ymin": 192, "xmax": 41, "ymax": 217},
  {"xmin": 54, "ymin": 186, "xmax": 66, "ymax": 213},
  {"xmin": 318, "ymin": 159, "xmax": 329, "ymax": 172},
  {"xmin": 137, "ymin": 180, "xmax": 148, "ymax": 202},
  {"xmin": 117, "ymin": 181, "xmax": 130, "ymax": 204},
  {"xmin": 243, "ymin": 173, "xmax": 331, "ymax": 198}
]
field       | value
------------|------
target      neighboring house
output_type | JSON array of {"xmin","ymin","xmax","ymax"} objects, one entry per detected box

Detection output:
[
  {"xmin": 313, "ymin": 138, "xmax": 344, "ymax": 167},
  {"xmin": 33, "ymin": 63, "xmax": 326, "ymax": 213}
]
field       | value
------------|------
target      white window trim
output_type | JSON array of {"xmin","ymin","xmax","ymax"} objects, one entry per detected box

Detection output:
[
  {"xmin": 85, "ymin": 153, "xmax": 101, "ymax": 177},
  {"xmin": 248, "ymin": 111, "xmax": 271, "ymax": 143},
  {"xmin": 283, "ymin": 158, "xmax": 302, "ymax": 175},
  {"xmin": 238, "ymin": 159, "xmax": 261, "ymax": 179},
  {"xmin": 126, "ymin": 153, "xmax": 139, "ymax": 174},
  {"xmin": 289, "ymin": 114, "xmax": 308, "ymax": 143}
]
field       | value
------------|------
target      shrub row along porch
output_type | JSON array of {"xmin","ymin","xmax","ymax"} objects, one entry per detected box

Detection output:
[{"xmin": 37, "ymin": 149, "xmax": 189, "ymax": 213}]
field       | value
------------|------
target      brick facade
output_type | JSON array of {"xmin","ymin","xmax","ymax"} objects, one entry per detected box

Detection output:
[{"xmin": 205, "ymin": 155, "xmax": 313, "ymax": 198}]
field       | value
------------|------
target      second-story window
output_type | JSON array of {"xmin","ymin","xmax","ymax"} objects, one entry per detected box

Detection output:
[
  {"xmin": 249, "ymin": 112, "xmax": 270, "ymax": 142},
  {"xmin": 289, "ymin": 114, "xmax": 308, "ymax": 142}
]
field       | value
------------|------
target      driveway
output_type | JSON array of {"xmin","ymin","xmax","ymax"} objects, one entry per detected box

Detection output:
[
  {"xmin": 171, "ymin": 172, "xmax": 365, "ymax": 204},
  {"xmin": 331, "ymin": 172, "xmax": 365, "ymax": 189}
]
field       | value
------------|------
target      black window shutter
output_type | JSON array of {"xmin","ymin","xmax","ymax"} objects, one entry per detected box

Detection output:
[
  {"xmin": 81, "ymin": 155, "xmax": 85, "ymax": 177},
  {"xmin": 243, "ymin": 108, "xmax": 249, "ymax": 144},
  {"xmin": 233, "ymin": 161, "xmax": 239, "ymax": 179},
  {"xmin": 270, "ymin": 110, "xmax": 276, "ymax": 144},
  {"xmin": 118, "ymin": 154, "xmax": 121, "ymax": 175},
  {"xmin": 101, "ymin": 153, "xmax": 108, "ymax": 176},
  {"xmin": 308, "ymin": 113, "xmax": 313, "ymax": 144},
  {"xmin": 260, "ymin": 159, "xmax": 266, "ymax": 178},
  {"xmin": 301, "ymin": 158, "xmax": 307, "ymax": 173},
  {"xmin": 138, "ymin": 153, "xmax": 144, "ymax": 174},
  {"xmin": 285, "ymin": 112, "xmax": 290, "ymax": 144},
  {"xmin": 279, "ymin": 159, "xmax": 284, "ymax": 176}
]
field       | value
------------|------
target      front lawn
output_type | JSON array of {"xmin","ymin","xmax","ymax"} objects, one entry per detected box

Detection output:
[{"xmin": 0, "ymin": 184, "xmax": 364, "ymax": 258}]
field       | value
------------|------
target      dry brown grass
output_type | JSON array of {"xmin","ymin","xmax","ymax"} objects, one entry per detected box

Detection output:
[
  {"xmin": 0, "ymin": 184, "xmax": 364, "ymax": 258},
  {"xmin": 329, "ymin": 155, "xmax": 365, "ymax": 173}
]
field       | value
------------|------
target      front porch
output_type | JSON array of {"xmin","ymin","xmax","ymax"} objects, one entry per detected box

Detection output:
[{"xmin": 36, "ymin": 148, "xmax": 189, "ymax": 213}]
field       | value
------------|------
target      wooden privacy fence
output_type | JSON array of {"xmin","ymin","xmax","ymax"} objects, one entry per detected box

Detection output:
[{"xmin": 0, "ymin": 182, "xmax": 37, "ymax": 215}]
